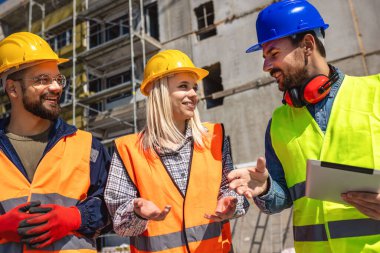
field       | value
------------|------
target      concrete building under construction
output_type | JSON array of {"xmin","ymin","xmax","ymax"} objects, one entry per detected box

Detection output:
[{"xmin": 0, "ymin": 0, "xmax": 379, "ymax": 252}]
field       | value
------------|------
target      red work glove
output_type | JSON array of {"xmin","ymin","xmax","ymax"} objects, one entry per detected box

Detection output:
[
  {"xmin": 0, "ymin": 201, "xmax": 42, "ymax": 242},
  {"xmin": 18, "ymin": 204, "xmax": 81, "ymax": 249}
]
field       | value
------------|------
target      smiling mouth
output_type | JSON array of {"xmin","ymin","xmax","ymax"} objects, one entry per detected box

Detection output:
[
  {"xmin": 43, "ymin": 96, "xmax": 60, "ymax": 105},
  {"xmin": 271, "ymin": 72, "xmax": 286, "ymax": 90},
  {"xmin": 183, "ymin": 102, "xmax": 195, "ymax": 109},
  {"xmin": 271, "ymin": 71, "xmax": 282, "ymax": 82}
]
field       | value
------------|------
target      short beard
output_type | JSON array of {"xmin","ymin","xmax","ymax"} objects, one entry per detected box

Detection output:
[
  {"xmin": 283, "ymin": 49, "xmax": 310, "ymax": 90},
  {"xmin": 21, "ymin": 84, "xmax": 61, "ymax": 121},
  {"xmin": 283, "ymin": 66, "xmax": 309, "ymax": 91}
]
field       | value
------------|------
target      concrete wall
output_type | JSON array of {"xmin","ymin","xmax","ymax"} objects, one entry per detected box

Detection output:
[{"xmin": 158, "ymin": 0, "xmax": 194, "ymax": 54}]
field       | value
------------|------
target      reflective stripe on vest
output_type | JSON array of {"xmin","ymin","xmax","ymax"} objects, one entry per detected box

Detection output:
[
  {"xmin": 288, "ymin": 181, "xmax": 305, "ymax": 201},
  {"xmin": 0, "ymin": 239, "xmax": 96, "ymax": 253},
  {"xmin": 294, "ymin": 218, "xmax": 380, "ymax": 241},
  {"xmin": 0, "ymin": 242, "xmax": 20, "ymax": 253},
  {"xmin": 116, "ymin": 123, "xmax": 232, "ymax": 253},
  {"xmin": 130, "ymin": 222, "xmax": 222, "ymax": 252},
  {"xmin": 328, "ymin": 218, "xmax": 380, "ymax": 239},
  {"xmin": 271, "ymin": 74, "xmax": 380, "ymax": 252},
  {"xmin": 0, "ymin": 196, "xmax": 28, "ymax": 213},
  {"xmin": 293, "ymin": 224, "xmax": 328, "ymax": 241},
  {"xmin": 24, "ymin": 235, "xmax": 96, "ymax": 251},
  {"xmin": 0, "ymin": 193, "xmax": 78, "ymax": 213},
  {"xmin": 0, "ymin": 130, "xmax": 96, "ymax": 253}
]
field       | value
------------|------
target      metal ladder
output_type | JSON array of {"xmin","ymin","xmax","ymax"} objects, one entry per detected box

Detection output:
[{"xmin": 249, "ymin": 211, "xmax": 270, "ymax": 253}]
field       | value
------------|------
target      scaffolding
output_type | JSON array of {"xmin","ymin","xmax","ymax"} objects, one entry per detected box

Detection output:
[
  {"xmin": 24, "ymin": 0, "xmax": 162, "ymax": 144},
  {"xmin": 75, "ymin": 0, "xmax": 161, "ymax": 142}
]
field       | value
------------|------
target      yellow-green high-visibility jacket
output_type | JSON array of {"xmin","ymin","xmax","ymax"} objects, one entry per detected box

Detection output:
[{"xmin": 271, "ymin": 74, "xmax": 380, "ymax": 253}]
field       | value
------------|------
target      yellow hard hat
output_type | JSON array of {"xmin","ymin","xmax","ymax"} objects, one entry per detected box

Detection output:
[
  {"xmin": 0, "ymin": 32, "xmax": 68, "ymax": 75},
  {"xmin": 140, "ymin": 49, "xmax": 208, "ymax": 96}
]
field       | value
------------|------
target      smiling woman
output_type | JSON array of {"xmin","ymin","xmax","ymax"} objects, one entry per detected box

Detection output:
[
  {"xmin": 142, "ymin": 72, "xmax": 202, "ymax": 151},
  {"xmin": 139, "ymin": 50, "xmax": 209, "ymax": 152},
  {"xmin": 105, "ymin": 49, "xmax": 249, "ymax": 253},
  {"xmin": 167, "ymin": 72, "xmax": 198, "ymax": 127}
]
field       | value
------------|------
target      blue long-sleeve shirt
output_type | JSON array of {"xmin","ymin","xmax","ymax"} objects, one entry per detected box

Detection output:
[
  {"xmin": 0, "ymin": 117, "xmax": 111, "ymax": 237},
  {"xmin": 254, "ymin": 67, "xmax": 345, "ymax": 213}
]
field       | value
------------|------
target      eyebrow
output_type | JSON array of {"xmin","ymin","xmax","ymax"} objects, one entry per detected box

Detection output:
[
  {"xmin": 179, "ymin": 80, "xmax": 197, "ymax": 85},
  {"xmin": 31, "ymin": 72, "xmax": 59, "ymax": 76}
]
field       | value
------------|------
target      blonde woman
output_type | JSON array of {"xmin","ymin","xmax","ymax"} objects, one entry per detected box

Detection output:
[{"xmin": 105, "ymin": 49, "xmax": 249, "ymax": 253}]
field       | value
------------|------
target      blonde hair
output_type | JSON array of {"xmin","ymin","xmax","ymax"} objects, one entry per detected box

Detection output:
[{"xmin": 140, "ymin": 75, "xmax": 207, "ymax": 152}]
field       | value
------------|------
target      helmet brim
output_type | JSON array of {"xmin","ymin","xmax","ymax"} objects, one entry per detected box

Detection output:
[
  {"xmin": 0, "ymin": 57, "xmax": 70, "ymax": 75},
  {"xmin": 246, "ymin": 24, "xmax": 329, "ymax": 53},
  {"xmin": 246, "ymin": 44, "xmax": 262, "ymax": 53},
  {"xmin": 141, "ymin": 67, "xmax": 209, "ymax": 96},
  {"xmin": 57, "ymin": 58, "xmax": 70, "ymax": 64}
]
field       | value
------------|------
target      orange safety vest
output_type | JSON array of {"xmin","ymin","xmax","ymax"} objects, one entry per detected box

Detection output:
[
  {"xmin": 0, "ymin": 130, "xmax": 96, "ymax": 253},
  {"xmin": 115, "ymin": 123, "xmax": 232, "ymax": 253}
]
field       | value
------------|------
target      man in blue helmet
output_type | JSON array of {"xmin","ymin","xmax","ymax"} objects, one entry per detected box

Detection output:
[{"xmin": 228, "ymin": 0, "xmax": 380, "ymax": 252}]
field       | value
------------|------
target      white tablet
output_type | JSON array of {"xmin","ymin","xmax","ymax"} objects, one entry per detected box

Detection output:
[{"xmin": 305, "ymin": 159, "xmax": 380, "ymax": 204}]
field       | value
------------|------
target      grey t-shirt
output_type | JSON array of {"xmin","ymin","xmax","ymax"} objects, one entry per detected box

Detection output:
[{"xmin": 6, "ymin": 126, "xmax": 51, "ymax": 181}]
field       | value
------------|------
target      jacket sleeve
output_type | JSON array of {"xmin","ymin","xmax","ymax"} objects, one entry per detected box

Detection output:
[
  {"xmin": 104, "ymin": 151, "xmax": 148, "ymax": 237},
  {"xmin": 76, "ymin": 136, "xmax": 112, "ymax": 237},
  {"xmin": 220, "ymin": 135, "xmax": 250, "ymax": 218}
]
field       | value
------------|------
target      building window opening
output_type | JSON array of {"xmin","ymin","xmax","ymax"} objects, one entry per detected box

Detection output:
[
  {"xmin": 144, "ymin": 1, "xmax": 159, "ymax": 40},
  {"xmin": 106, "ymin": 72, "xmax": 132, "ymax": 103},
  {"xmin": 47, "ymin": 29, "xmax": 73, "ymax": 51},
  {"xmin": 88, "ymin": 76, "xmax": 102, "ymax": 116},
  {"xmin": 202, "ymin": 62, "xmax": 223, "ymax": 109},
  {"xmin": 89, "ymin": 15, "xmax": 129, "ymax": 48},
  {"xmin": 105, "ymin": 15, "xmax": 129, "ymax": 42},
  {"xmin": 89, "ymin": 21, "xmax": 102, "ymax": 48},
  {"xmin": 194, "ymin": 1, "xmax": 216, "ymax": 40}
]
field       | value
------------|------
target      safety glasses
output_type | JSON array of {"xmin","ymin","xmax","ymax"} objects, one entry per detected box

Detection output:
[{"xmin": 17, "ymin": 73, "xmax": 67, "ymax": 88}]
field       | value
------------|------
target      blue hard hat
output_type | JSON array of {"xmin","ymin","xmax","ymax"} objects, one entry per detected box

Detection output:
[{"xmin": 246, "ymin": 0, "xmax": 329, "ymax": 53}]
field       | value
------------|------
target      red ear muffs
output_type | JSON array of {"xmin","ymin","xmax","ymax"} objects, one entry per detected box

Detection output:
[
  {"xmin": 303, "ymin": 74, "xmax": 331, "ymax": 104},
  {"xmin": 283, "ymin": 71, "xmax": 338, "ymax": 107}
]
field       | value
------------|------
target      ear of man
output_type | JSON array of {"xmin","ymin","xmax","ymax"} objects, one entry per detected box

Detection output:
[
  {"xmin": 302, "ymin": 34, "xmax": 316, "ymax": 56},
  {"xmin": 5, "ymin": 79, "xmax": 18, "ymax": 98}
]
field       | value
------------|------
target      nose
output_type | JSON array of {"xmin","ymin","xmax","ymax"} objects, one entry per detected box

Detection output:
[
  {"xmin": 263, "ymin": 59, "xmax": 272, "ymax": 73},
  {"xmin": 48, "ymin": 80, "xmax": 62, "ymax": 92},
  {"xmin": 187, "ymin": 87, "xmax": 198, "ymax": 99}
]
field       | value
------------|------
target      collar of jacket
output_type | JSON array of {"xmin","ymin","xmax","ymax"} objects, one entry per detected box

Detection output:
[{"xmin": 0, "ymin": 117, "xmax": 78, "ymax": 180}]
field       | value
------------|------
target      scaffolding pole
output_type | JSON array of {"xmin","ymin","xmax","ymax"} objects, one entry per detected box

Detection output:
[
  {"xmin": 28, "ymin": 0, "xmax": 45, "ymax": 37},
  {"xmin": 72, "ymin": 0, "xmax": 77, "ymax": 125},
  {"xmin": 140, "ymin": 0, "xmax": 146, "ymax": 67},
  {"xmin": 129, "ymin": 0, "xmax": 137, "ymax": 133},
  {"xmin": 28, "ymin": 0, "xmax": 32, "ymax": 32}
]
